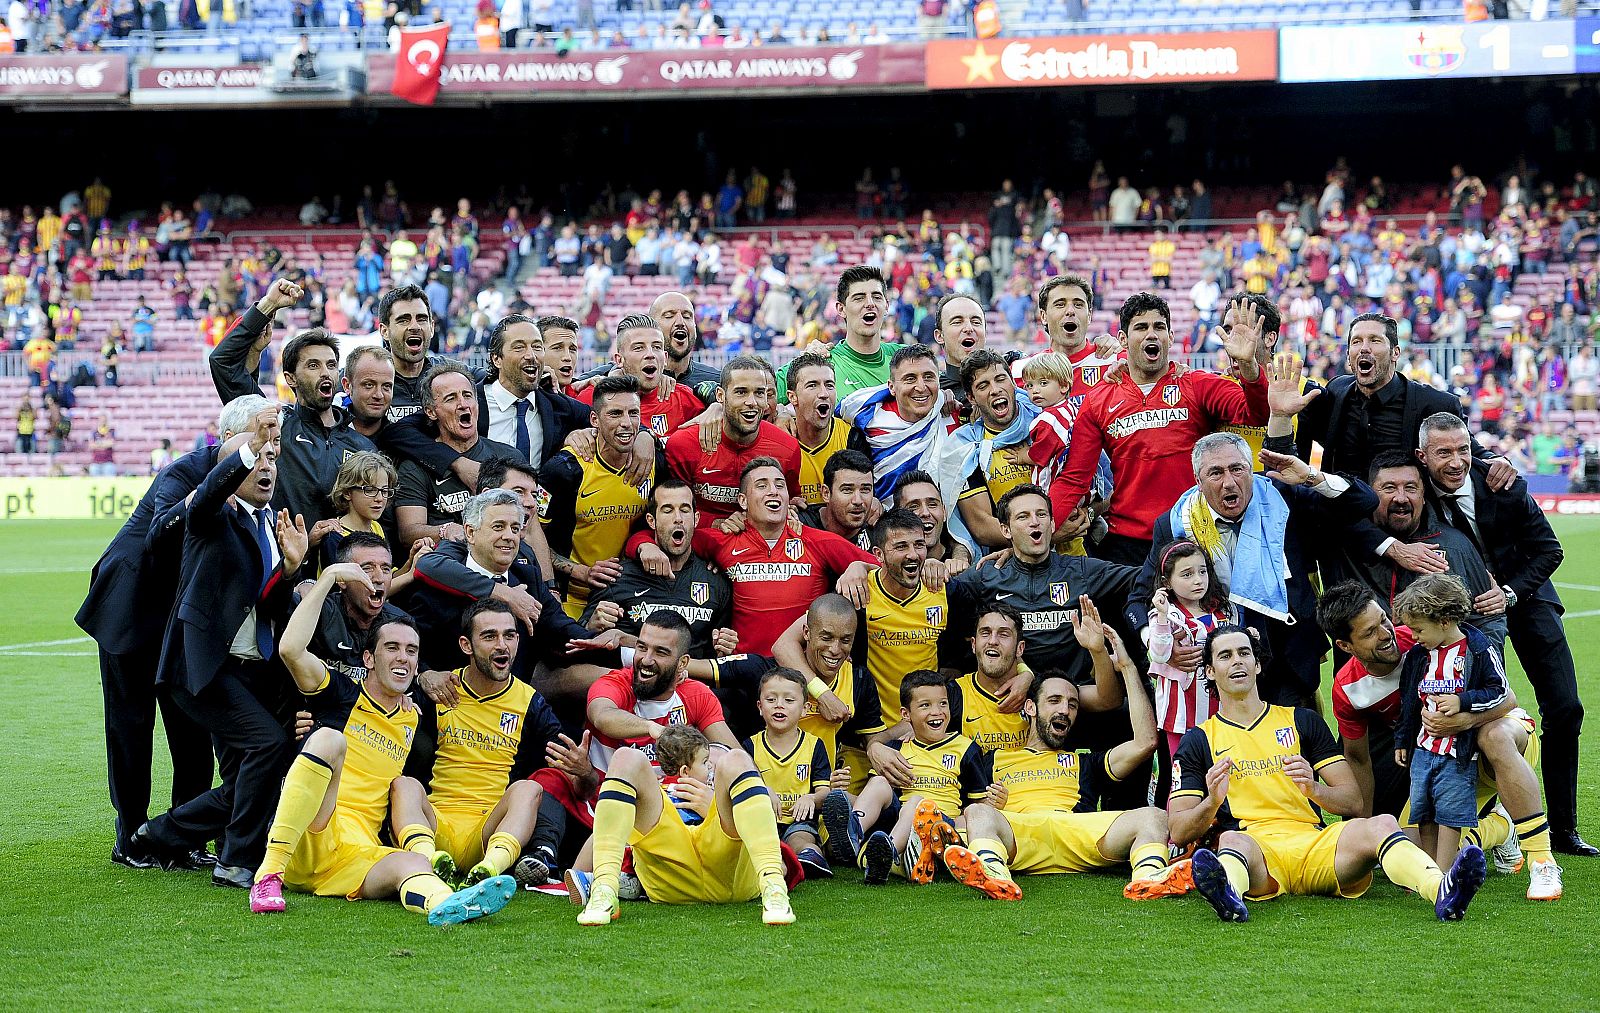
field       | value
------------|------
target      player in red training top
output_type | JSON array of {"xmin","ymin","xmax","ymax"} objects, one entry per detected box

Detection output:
[
  {"xmin": 584, "ymin": 611, "xmax": 737, "ymax": 773},
  {"xmin": 665, "ymin": 355, "xmax": 801, "ymax": 527},
  {"xmin": 628, "ymin": 457, "xmax": 877, "ymax": 654},
  {"xmin": 1050, "ymin": 292, "xmax": 1268, "ymax": 564},
  {"xmin": 577, "ymin": 314, "xmax": 702, "ymax": 439}
]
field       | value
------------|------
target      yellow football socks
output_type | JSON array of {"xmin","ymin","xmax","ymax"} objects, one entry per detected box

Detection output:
[
  {"xmin": 481, "ymin": 832, "xmax": 521, "ymax": 877},
  {"xmin": 1129, "ymin": 842, "xmax": 1169, "ymax": 883},
  {"xmin": 397, "ymin": 872, "xmax": 455, "ymax": 914},
  {"xmin": 971, "ymin": 838, "xmax": 1013, "ymax": 881},
  {"xmin": 1378, "ymin": 831, "xmax": 1443, "ymax": 904},
  {"xmin": 1514, "ymin": 812, "xmax": 1553, "ymax": 865},
  {"xmin": 256, "ymin": 753, "xmax": 333, "ymax": 881},
  {"xmin": 398, "ymin": 823, "xmax": 436, "ymax": 858},
  {"xmin": 727, "ymin": 770, "xmax": 784, "ymax": 880},
  {"xmin": 590, "ymin": 777, "xmax": 639, "ymax": 892},
  {"xmin": 1474, "ymin": 810, "xmax": 1512, "ymax": 851},
  {"xmin": 1216, "ymin": 848, "xmax": 1252, "ymax": 897}
]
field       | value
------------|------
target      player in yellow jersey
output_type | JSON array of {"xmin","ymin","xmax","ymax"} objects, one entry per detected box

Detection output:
[
  {"xmin": 842, "ymin": 671, "xmax": 994, "ymax": 886},
  {"xmin": 1169, "ymin": 626, "xmax": 1487, "ymax": 922},
  {"xmin": 572, "ymin": 609, "xmax": 796, "ymax": 926},
  {"xmin": 741, "ymin": 668, "xmax": 847, "ymax": 878},
  {"xmin": 391, "ymin": 599, "xmax": 596, "ymax": 891},
  {"xmin": 950, "ymin": 602, "xmax": 1031, "ymax": 752},
  {"xmin": 1216, "ymin": 296, "xmax": 1317, "ymax": 468},
  {"xmin": 948, "ymin": 620, "xmax": 1177, "ymax": 902},
  {"xmin": 787, "ymin": 352, "xmax": 871, "ymax": 506},
  {"xmin": 859, "ymin": 509, "xmax": 948, "ymax": 750},
  {"xmin": 249, "ymin": 569, "xmax": 515, "ymax": 925},
  {"xmin": 539, "ymin": 374, "xmax": 654, "ymax": 618}
]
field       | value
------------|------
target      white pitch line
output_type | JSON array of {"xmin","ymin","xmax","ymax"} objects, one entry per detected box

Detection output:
[
  {"xmin": 1555, "ymin": 582, "xmax": 1600, "ymax": 594},
  {"xmin": 0, "ymin": 636, "xmax": 92, "ymax": 651},
  {"xmin": 0, "ymin": 650, "xmax": 95, "ymax": 657},
  {"xmin": 0, "ymin": 566, "xmax": 89, "ymax": 575},
  {"xmin": 1566, "ymin": 609, "xmax": 1600, "ymax": 620}
]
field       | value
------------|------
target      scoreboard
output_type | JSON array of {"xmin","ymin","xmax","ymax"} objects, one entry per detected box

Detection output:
[{"xmin": 1279, "ymin": 21, "xmax": 1579, "ymax": 82}]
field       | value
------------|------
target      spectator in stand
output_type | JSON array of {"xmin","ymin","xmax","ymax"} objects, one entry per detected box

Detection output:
[
  {"xmin": 388, "ymin": 229, "xmax": 419, "ymax": 284},
  {"xmin": 291, "ymin": 35, "xmax": 319, "ymax": 79},
  {"xmin": 988, "ymin": 178, "xmax": 1019, "ymax": 279},
  {"xmin": 129, "ymin": 295, "xmax": 156, "ymax": 354},
  {"xmin": 855, "ymin": 169, "xmax": 879, "ymax": 220},
  {"xmin": 1489, "ymin": 290, "xmax": 1523, "ymax": 332},
  {"xmin": 1190, "ymin": 270, "xmax": 1221, "ymax": 345},
  {"xmin": 15, "ymin": 398, "xmax": 35, "ymax": 454},
  {"xmin": 88, "ymin": 415, "xmax": 116, "ymax": 476},
  {"xmin": 1088, "ymin": 161, "xmax": 1111, "ymax": 223},
  {"xmin": 23, "ymin": 331, "xmax": 53, "ymax": 388},
  {"xmin": 1189, "ymin": 180, "xmax": 1212, "ymax": 229},
  {"xmin": 996, "ymin": 276, "xmax": 1033, "ymax": 345},
  {"xmin": 149, "ymin": 438, "xmax": 174, "ymax": 474},
  {"xmin": 299, "ymin": 195, "xmax": 328, "ymax": 226},
  {"xmin": 745, "ymin": 167, "xmax": 770, "ymax": 224},
  {"xmin": 775, "ymin": 169, "xmax": 797, "ymax": 219},
  {"xmin": 715, "ymin": 171, "xmax": 743, "ymax": 230},
  {"xmin": 101, "ymin": 330, "xmax": 121, "ymax": 386},
  {"xmin": 1108, "ymin": 176, "xmax": 1140, "ymax": 230},
  {"xmin": 43, "ymin": 394, "xmax": 67, "ymax": 454},
  {"xmin": 1148, "ymin": 231, "xmax": 1175, "ymax": 289},
  {"xmin": 1569, "ymin": 345, "xmax": 1598, "ymax": 411},
  {"xmin": 166, "ymin": 209, "xmax": 192, "ymax": 265},
  {"xmin": 1476, "ymin": 372, "xmax": 1506, "ymax": 435}
]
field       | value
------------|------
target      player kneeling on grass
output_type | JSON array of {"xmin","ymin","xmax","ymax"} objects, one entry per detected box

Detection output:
[
  {"xmin": 249, "ymin": 587, "xmax": 514, "ymax": 926},
  {"xmin": 742, "ymin": 667, "xmax": 850, "ymax": 879},
  {"xmin": 950, "ymin": 619, "xmax": 1183, "ymax": 902},
  {"xmin": 1168, "ymin": 625, "xmax": 1486, "ymax": 923},
  {"xmin": 390, "ymin": 599, "xmax": 596, "ymax": 893},
  {"xmin": 836, "ymin": 670, "xmax": 994, "ymax": 886}
]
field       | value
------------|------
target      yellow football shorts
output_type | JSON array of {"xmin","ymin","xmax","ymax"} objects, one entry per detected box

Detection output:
[
  {"xmin": 1006, "ymin": 809, "xmax": 1122, "ymax": 875},
  {"xmin": 630, "ymin": 809, "xmax": 761, "ymax": 904},
  {"xmin": 283, "ymin": 812, "xmax": 400, "ymax": 899},
  {"xmin": 433, "ymin": 806, "xmax": 492, "ymax": 869},
  {"xmin": 836, "ymin": 745, "xmax": 872, "ymax": 796},
  {"xmin": 1244, "ymin": 820, "xmax": 1368, "ymax": 901}
]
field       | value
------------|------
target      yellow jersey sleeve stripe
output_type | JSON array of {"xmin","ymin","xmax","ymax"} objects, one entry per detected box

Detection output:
[
  {"xmin": 1312, "ymin": 755, "xmax": 1345, "ymax": 773},
  {"xmin": 1168, "ymin": 789, "xmax": 1205, "ymax": 800}
]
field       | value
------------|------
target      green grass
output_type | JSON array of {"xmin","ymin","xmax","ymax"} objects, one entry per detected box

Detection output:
[{"xmin": 3, "ymin": 518, "xmax": 1599, "ymax": 1010}]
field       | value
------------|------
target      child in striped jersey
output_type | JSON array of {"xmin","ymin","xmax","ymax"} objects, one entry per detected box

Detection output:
[
  {"xmin": 1144, "ymin": 540, "xmax": 1235, "ymax": 770},
  {"xmin": 1020, "ymin": 352, "xmax": 1108, "ymax": 556}
]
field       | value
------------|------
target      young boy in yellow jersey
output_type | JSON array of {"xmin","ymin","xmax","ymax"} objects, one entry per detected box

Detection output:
[
  {"xmin": 391, "ymin": 599, "xmax": 595, "ymax": 891},
  {"xmin": 950, "ymin": 603, "xmax": 1031, "ymax": 752},
  {"xmin": 1170, "ymin": 626, "xmax": 1487, "ymax": 923},
  {"xmin": 842, "ymin": 671, "xmax": 994, "ymax": 886},
  {"xmin": 949, "ymin": 621, "xmax": 1179, "ymax": 902},
  {"xmin": 538, "ymin": 373, "xmax": 655, "ymax": 618},
  {"xmin": 249, "ymin": 568, "xmax": 515, "ymax": 925},
  {"xmin": 787, "ymin": 352, "xmax": 871, "ymax": 506},
  {"xmin": 741, "ymin": 668, "xmax": 848, "ymax": 879}
]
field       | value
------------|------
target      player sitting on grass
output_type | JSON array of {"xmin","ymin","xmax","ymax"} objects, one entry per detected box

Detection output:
[
  {"xmin": 741, "ymin": 667, "xmax": 848, "ymax": 879},
  {"xmin": 249, "ymin": 578, "xmax": 514, "ymax": 926},
  {"xmin": 831, "ymin": 670, "xmax": 994, "ymax": 886},
  {"xmin": 1169, "ymin": 625, "xmax": 1487, "ymax": 923},
  {"xmin": 568, "ymin": 614, "xmax": 796, "ymax": 926},
  {"xmin": 390, "ymin": 599, "xmax": 595, "ymax": 892},
  {"xmin": 947, "ymin": 618, "xmax": 1183, "ymax": 902}
]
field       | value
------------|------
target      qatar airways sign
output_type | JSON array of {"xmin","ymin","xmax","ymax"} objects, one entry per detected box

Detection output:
[
  {"xmin": 136, "ymin": 65, "xmax": 267, "ymax": 90},
  {"xmin": 926, "ymin": 31, "xmax": 1276, "ymax": 88},
  {"xmin": 0, "ymin": 54, "xmax": 127, "ymax": 98},
  {"xmin": 366, "ymin": 43, "xmax": 923, "ymax": 97}
]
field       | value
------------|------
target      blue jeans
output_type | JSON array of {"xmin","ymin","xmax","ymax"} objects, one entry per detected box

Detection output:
[{"xmin": 1408, "ymin": 749, "xmax": 1478, "ymax": 829}]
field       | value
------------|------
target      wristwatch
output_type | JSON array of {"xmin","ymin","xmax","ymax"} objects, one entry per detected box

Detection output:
[{"xmin": 1501, "ymin": 585, "xmax": 1518, "ymax": 610}]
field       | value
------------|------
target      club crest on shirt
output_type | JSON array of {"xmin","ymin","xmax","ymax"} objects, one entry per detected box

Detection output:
[
  {"xmin": 796, "ymin": 763, "xmax": 810, "ymax": 781},
  {"xmin": 785, "ymin": 538, "xmax": 804, "ymax": 561},
  {"xmin": 1161, "ymin": 384, "xmax": 1181, "ymax": 406},
  {"xmin": 1452, "ymin": 656, "xmax": 1465, "ymax": 674},
  {"xmin": 403, "ymin": 726, "xmax": 414, "ymax": 747},
  {"xmin": 1057, "ymin": 752, "xmax": 1077, "ymax": 769},
  {"xmin": 500, "ymin": 711, "xmax": 520, "ymax": 735},
  {"xmin": 1080, "ymin": 366, "xmax": 1101, "ymax": 387},
  {"xmin": 1275, "ymin": 726, "xmax": 1296, "ymax": 749},
  {"xmin": 667, "ymin": 705, "xmax": 687, "ymax": 726},
  {"xmin": 942, "ymin": 754, "xmax": 958, "ymax": 770},
  {"xmin": 926, "ymin": 605, "xmax": 944, "ymax": 627},
  {"xmin": 691, "ymin": 581, "xmax": 710, "ymax": 605},
  {"xmin": 651, "ymin": 415, "xmax": 669, "ymax": 437},
  {"xmin": 1049, "ymin": 581, "xmax": 1069, "ymax": 606}
]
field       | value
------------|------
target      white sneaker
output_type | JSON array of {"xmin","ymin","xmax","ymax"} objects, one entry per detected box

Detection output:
[
  {"xmin": 1489, "ymin": 803, "xmax": 1524, "ymax": 874},
  {"xmin": 1527, "ymin": 858, "xmax": 1563, "ymax": 902},
  {"xmin": 760, "ymin": 875, "xmax": 795, "ymax": 925},
  {"xmin": 617, "ymin": 871, "xmax": 645, "ymax": 901}
]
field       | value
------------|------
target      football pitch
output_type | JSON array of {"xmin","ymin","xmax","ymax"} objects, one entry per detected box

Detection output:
[{"xmin": 3, "ymin": 518, "xmax": 1599, "ymax": 1010}]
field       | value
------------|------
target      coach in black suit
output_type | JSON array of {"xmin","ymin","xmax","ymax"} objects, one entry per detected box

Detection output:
[
  {"xmin": 1295, "ymin": 312, "xmax": 1514, "ymax": 487},
  {"xmin": 1415, "ymin": 411, "xmax": 1594, "ymax": 856},
  {"xmin": 131, "ymin": 430, "xmax": 312, "ymax": 886}
]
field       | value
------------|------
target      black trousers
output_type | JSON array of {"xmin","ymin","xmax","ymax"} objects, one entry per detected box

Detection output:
[
  {"xmin": 100, "ymin": 645, "xmax": 214, "ymax": 847},
  {"xmin": 147, "ymin": 661, "xmax": 295, "ymax": 870},
  {"xmin": 1508, "ymin": 600, "xmax": 1584, "ymax": 833},
  {"xmin": 1093, "ymin": 532, "xmax": 1152, "ymax": 568}
]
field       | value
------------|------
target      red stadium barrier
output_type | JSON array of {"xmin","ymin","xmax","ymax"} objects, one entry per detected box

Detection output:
[
  {"xmin": 0, "ymin": 53, "xmax": 127, "ymax": 98},
  {"xmin": 1534, "ymin": 494, "xmax": 1600, "ymax": 516}
]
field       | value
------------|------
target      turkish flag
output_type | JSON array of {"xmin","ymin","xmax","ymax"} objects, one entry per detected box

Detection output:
[{"xmin": 391, "ymin": 23, "xmax": 450, "ymax": 105}]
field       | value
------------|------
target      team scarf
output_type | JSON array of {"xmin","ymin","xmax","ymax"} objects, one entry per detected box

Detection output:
[
  {"xmin": 1168, "ymin": 474, "xmax": 1293, "ymax": 623},
  {"xmin": 935, "ymin": 394, "xmax": 1040, "ymax": 555},
  {"xmin": 839, "ymin": 382, "xmax": 949, "ymax": 504}
]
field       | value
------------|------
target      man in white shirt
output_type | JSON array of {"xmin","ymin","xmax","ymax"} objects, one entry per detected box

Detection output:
[
  {"xmin": 1109, "ymin": 177, "xmax": 1141, "ymax": 228},
  {"xmin": 1189, "ymin": 271, "xmax": 1221, "ymax": 342},
  {"xmin": 482, "ymin": 315, "xmax": 546, "ymax": 466},
  {"xmin": 1489, "ymin": 291, "xmax": 1524, "ymax": 331}
]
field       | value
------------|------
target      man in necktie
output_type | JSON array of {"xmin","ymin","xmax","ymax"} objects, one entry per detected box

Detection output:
[
  {"xmin": 128, "ymin": 426, "xmax": 315, "ymax": 887},
  {"xmin": 1417, "ymin": 412, "xmax": 1594, "ymax": 860}
]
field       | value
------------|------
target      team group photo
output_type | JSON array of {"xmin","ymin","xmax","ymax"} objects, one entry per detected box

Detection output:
[{"xmin": 5, "ymin": 1, "xmax": 1600, "ymax": 1007}]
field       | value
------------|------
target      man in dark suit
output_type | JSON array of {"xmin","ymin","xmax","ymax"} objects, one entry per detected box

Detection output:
[
  {"xmin": 127, "ymin": 429, "xmax": 313, "ymax": 886},
  {"xmin": 1293, "ymin": 312, "xmax": 1515, "ymax": 489},
  {"xmin": 76, "ymin": 395, "xmax": 280, "ymax": 869},
  {"xmin": 1416, "ymin": 411, "xmax": 1594, "ymax": 857},
  {"xmin": 1129, "ymin": 433, "xmax": 1376, "ymax": 709}
]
